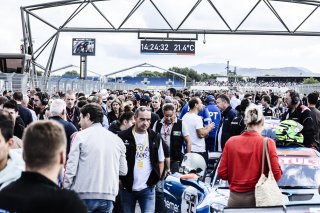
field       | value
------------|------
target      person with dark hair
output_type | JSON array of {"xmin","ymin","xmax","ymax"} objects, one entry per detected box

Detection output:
[
  {"xmin": 0, "ymin": 111, "xmax": 24, "ymax": 190},
  {"xmin": 282, "ymin": 90, "xmax": 317, "ymax": 149},
  {"xmin": 34, "ymin": 92, "xmax": 49, "ymax": 120},
  {"xmin": 244, "ymin": 93, "xmax": 253, "ymax": 103},
  {"xmin": 118, "ymin": 106, "xmax": 165, "ymax": 213},
  {"xmin": 182, "ymin": 97, "xmax": 214, "ymax": 163},
  {"xmin": 307, "ymin": 92, "xmax": 320, "ymax": 143},
  {"xmin": 106, "ymin": 96, "xmax": 114, "ymax": 112},
  {"xmin": 179, "ymin": 93, "xmax": 211, "ymax": 126},
  {"xmin": 230, "ymin": 99, "xmax": 251, "ymax": 137},
  {"xmin": 140, "ymin": 95, "xmax": 160, "ymax": 128},
  {"xmin": 153, "ymin": 102, "xmax": 187, "ymax": 213},
  {"xmin": 218, "ymin": 105, "xmax": 282, "ymax": 208},
  {"xmin": 154, "ymin": 103, "xmax": 191, "ymax": 171},
  {"xmin": 108, "ymin": 111, "xmax": 135, "ymax": 134},
  {"xmin": 3, "ymin": 101, "xmax": 25, "ymax": 139},
  {"xmin": 206, "ymin": 95, "xmax": 221, "ymax": 152},
  {"xmin": 13, "ymin": 91, "xmax": 33, "ymax": 126},
  {"xmin": 77, "ymin": 100, "xmax": 88, "ymax": 109},
  {"xmin": 107, "ymin": 99, "xmax": 123, "ymax": 124},
  {"xmin": 166, "ymin": 88, "xmax": 176, "ymax": 97},
  {"xmin": 261, "ymin": 95, "xmax": 274, "ymax": 117},
  {"xmin": 215, "ymin": 94, "xmax": 238, "ymax": 151},
  {"xmin": 0, "ymin": 120, "xmax": 87, "ymax": 212},
  {"xmin": 3, "ymin": 90, "xmax": 12, "ymax": 100},
  {"xmin": 0, "ymin": 96, "xmax": 8, "ymax": 109},
  {"xmin": 151, "ymin": 95, "xmax": 164, "ymax": 119},
  {"xmin": 65, "ymin": 90, "xmax": 81, "ymax": 130},
  {"xmin": 64, "ymin": 103, "xmax": 127, "ymax": 213}
]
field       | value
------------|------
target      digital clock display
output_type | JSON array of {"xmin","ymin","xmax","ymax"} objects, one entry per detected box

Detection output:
[{"xmin": 140, "ymin": 40, "xmax": 195, "ymax": 55}]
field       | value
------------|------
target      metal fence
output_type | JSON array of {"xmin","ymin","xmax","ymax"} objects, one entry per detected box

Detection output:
[{"xmin": 2, "ymin": 73, "xmax": 319, "ymax": 96}]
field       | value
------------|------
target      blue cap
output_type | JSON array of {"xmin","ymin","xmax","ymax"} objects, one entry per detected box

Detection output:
[{"xmin": 207, "ymin": 95, "xmax": 215, "ymax": 102}]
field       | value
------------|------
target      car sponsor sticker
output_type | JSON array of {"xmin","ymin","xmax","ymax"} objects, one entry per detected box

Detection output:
[{"xmin": 279, "ymin": 157, "xmax": 320, "ymax": 166}]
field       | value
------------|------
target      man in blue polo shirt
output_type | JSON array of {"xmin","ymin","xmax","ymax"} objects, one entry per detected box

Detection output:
[{"xmin": 205, "ymin": 95, "xmax": 221, "ymax": 152}]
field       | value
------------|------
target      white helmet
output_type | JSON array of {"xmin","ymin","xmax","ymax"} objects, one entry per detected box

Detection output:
[{"xmin": 179, "ymin": 153, "xmax": 207, "ymax": 177}]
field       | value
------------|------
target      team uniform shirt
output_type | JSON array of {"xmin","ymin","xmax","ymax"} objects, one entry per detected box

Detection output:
[
  {"xmin": 133, "ymin": 132, "xmax": 165, "ymax": 191},
  {"xmin": 263, "ymin": 106, "xmax": 275, "ymax": 118},
  {"xmin": 179, "ymin": 103, "xmax": 211, "ymax": 126},
  {"xmin": 182, "ymin": 112, "xmax": 206, "ymax": 152},
  {"xmin": 207, "ymin": 103, "xmax": 221, "ymax": 138}
]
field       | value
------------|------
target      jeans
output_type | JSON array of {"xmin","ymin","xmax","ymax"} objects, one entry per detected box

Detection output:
[
  {"xmin": 121, "ymin": 186, "xmax": 155, "ymax": 213},
  {"xmin": 83, "ymin": 199, "xmax": 113, "ymax": 213}
]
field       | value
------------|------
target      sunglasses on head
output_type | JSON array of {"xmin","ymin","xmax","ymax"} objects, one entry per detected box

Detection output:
[{"xmin": 136, "ymin": 106, "xmax": 152, "ymax": 112}]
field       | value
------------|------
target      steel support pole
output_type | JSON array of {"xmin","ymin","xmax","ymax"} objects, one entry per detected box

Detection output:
[
  {"xmin": 43, "ymin": 32, "xmax": 60, "ymax": 90},
  {"xmin": 20, "ymin": 8, "xmax": 27, "ymax": 54},
  {"xmin": 26, "ymin": 13, "xmax": 36, "ymax": 89}
]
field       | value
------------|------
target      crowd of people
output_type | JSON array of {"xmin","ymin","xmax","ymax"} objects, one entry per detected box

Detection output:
[
  {"xmin": 0, "ymin": 86, "xmax": 319, "ymax": 212},
  {"xmin": 194, "ymin": 80, "xmax": 301, "ymax": 88}
]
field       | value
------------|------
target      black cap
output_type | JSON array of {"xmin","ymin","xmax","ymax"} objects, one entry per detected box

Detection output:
[{"xmin": 140, "ymin": 95, "xmax": 151, "ymax": 106}]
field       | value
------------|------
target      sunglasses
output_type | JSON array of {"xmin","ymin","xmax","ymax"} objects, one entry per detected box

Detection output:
[{"xmin": 135, "ymin": 106, "xmax": 152, "ymax": 112}]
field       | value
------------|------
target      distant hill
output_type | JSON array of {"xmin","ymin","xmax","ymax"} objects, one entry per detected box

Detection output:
[{"xmin": 191, "ymin": 63, "xmax": 319, "ymax": 77}]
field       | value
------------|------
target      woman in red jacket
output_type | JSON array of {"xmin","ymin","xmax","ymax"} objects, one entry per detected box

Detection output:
[{"xmin": 218, "ymin": 104, "xmax": 282, "ymax": 207}]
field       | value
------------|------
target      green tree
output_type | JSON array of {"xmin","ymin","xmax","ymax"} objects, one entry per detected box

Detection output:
[
  {"xmin": 63, "ymin": 70, "xmax": 79, "ymax": 76},
  {"xmin": 169, "ymin": 67, "xmax": 201, "ymax": 82},
  {"xmin": 303, "ymin": 77, "xmax": 319, "ymax": 84},
  {"xmin": 137, "ymin": 70, "xmax": 163, "ymax": 78}
]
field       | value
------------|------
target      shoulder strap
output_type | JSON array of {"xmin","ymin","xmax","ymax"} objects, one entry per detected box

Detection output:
[
  {"xmin": 264, "ymin": 138, "xmax": 272, "ymax": 171},
  {"xmin": 261, "ymin": 138, "xmax": 266, "ymax": 175}
]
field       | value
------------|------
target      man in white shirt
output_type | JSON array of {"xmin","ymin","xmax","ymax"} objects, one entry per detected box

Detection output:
[
  {"xmin": 182, "ymin": 97, "xmax": 214, "ymax": 163},
  {"xmin": 118, "ymin": 106, "xmax": 165, "ymax": 213}
]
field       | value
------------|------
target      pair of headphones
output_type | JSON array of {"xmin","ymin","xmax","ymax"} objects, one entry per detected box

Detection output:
[
  {"xmin": 38, "ymin": 92, "xmax": 49, "ymax": 106},
  {"xmin": 290, "ymin": 91, "xmax": 300, "ymax": 105}
]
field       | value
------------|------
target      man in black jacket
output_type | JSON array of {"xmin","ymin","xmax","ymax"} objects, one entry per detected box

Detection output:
[
  {"xmin": 3, "ymin": 100, "xmax": 25, "ymax": 139},
  {"xmin": 13, "ymin": 91, "xmax": 33, "ymax": 126},
  {"xmin": 215, "ymin": 94, "xmax": 238, "ymax": 151},
  {"xmin": 49, "ymin": 99, "xmax": 77, "ymax": 156},
  {"xmin": 230, "ymin": 98, "xmax": 250, "ymax": 137},
  {"xmin": 282, "ymin": 90, "xmax": 318, "ymax": 149},
  {"xmin": 0, "ymin": 121, "xmax": 86, "ymax": 213},
  {"xmin": 118, "ymin": 106, "xmax": 164, "ymax": 213}
]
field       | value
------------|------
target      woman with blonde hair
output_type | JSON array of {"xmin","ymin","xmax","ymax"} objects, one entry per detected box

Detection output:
[{"xmin": 218, "ymin": 104, "xmax": 282, "ymax": 207}]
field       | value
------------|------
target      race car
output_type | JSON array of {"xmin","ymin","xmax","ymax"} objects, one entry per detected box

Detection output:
[{"xmin": 163, "ymin": 119, "xmax": 320, "ymax": 212}]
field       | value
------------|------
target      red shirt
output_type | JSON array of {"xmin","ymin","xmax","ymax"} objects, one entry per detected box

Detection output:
[{"xmin": 218, "ymin": 131, "xmax": 282, "ymax": 192}]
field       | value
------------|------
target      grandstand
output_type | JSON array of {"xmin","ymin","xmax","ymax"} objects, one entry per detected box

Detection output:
[{"xmin": 110, "ymin": 77, "xmax": 184, "ymax": 87}]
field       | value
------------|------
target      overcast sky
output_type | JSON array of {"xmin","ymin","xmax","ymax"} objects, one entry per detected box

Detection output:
[{"xmin": 2, "ymin": 0, "xmax": 320, "ymax": 76}]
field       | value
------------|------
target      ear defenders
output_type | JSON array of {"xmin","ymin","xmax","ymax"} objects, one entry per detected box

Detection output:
[
  {"xmin": 290, "ymin": 92, "xmax": 300, "ymax": 105},
  {"xmin": 39, "ymin": 92, "xmax": 49, "ymax": 106}
]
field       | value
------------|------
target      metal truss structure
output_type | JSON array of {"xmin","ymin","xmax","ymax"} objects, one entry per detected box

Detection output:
[{"xmin": 20, "ymin": 0, "xmax": 320, "ymax": 89}]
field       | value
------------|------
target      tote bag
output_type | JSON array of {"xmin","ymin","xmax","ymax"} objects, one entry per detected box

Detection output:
[{"xmin": 255, "ymin": 138, "xmax": 283, "ymax": 207}]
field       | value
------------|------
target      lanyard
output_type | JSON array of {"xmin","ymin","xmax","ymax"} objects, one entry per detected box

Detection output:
[
  {"xmin": 132, "ymin": 127, "xmax": 149, "ymax": 156},
  {"xmin": 66, "ymin": 107, "xmax": 75, "ymax": 121},
  {"xmin": 163, "ymin": 123, "xmax": 172, "ymax": 141}
]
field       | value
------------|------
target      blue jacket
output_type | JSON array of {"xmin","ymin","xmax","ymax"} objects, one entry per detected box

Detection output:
[
  {"xmin": 207, "ymin": 103, "xmax": 221, "ymax": 138},
  {"xmin": 179, "ymin": 103, "xmax": 211, "ymax": 125}
]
